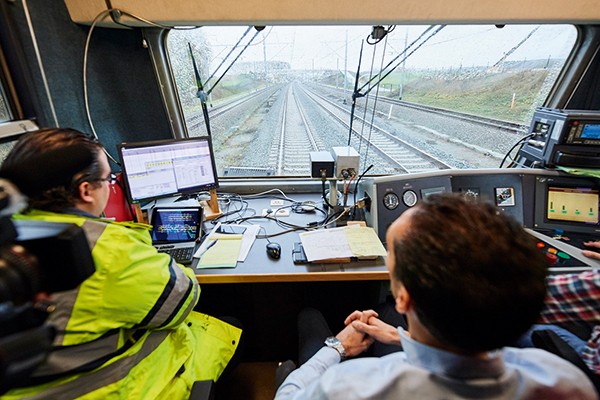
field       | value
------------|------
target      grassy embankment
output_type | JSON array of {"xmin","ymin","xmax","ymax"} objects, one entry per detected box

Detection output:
[{"xmin": 380, "ymin": 67, "xmax": 550, "ymax": 124}]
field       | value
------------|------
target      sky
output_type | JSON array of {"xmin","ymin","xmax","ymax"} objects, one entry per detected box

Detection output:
[{"xmin": 198, "ymin": 24, "xmax": 576, "ymax": 71}]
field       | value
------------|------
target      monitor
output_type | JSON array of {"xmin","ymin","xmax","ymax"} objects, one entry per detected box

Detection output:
[
  {"xmin": 534, "ymin": 175, "xmax": 600, "ymax": 235},
  {"xmin": 118, "ymin": 137, "xmax": 219, "ymax": 203}
]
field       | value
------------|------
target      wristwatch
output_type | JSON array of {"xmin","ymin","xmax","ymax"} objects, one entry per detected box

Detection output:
[{"xmin": 324, "ymin": 336, "xmax": 347, "ymax": 361}]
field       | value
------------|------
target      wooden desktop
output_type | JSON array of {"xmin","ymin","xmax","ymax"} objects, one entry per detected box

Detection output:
[{"xmin": 192, "ymin": 192, "xmax": 389, "ymax": 283}]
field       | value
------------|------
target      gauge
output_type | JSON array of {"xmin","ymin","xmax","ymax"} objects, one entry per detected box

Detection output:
[
  {"xmin": 383, "ymin": 192, "xmax": 400, "ymax": 210},
  {"xmin": 402, "ymin": 190, "xmax": 418, "ymax": 207}
]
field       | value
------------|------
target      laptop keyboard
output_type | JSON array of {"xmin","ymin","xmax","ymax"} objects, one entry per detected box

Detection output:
[{"xmin": 157, "ymin": 246, "xmax": 195, "ymax": 264}]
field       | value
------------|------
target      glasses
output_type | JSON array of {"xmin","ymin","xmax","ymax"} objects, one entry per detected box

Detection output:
[{"xmin": 96, "ymin": 173, "xmax": 118, "ymax": 185}]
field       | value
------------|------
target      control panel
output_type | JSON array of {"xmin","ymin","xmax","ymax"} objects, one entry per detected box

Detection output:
[
  {"xmin": 359, "ymin": 168, "xmax": 600, "ymax": 272},
  {"xmin": 360, "ymin": 169, "xmax": 535, "ymax": 243},
  {"xmin": 516, "ymin": 108, "xmax": 600, "ymax": 168}
]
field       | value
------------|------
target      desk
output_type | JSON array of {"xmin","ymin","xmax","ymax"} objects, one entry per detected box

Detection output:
[{"xmin": 191, "ymin": 193, "xmax": 389, "ymax": 283}]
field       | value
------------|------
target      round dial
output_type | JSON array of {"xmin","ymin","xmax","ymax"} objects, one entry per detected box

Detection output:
[
  {"xmin": 402, "ymin": 190, "xmax": 418, "ymax": 207},
  {"xmin": 383, "ymin": 192, "xmax": 400, "ymax": 210}
]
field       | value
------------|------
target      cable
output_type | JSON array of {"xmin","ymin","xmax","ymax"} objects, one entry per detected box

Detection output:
[
  {"xmin": 499, "ymin": 133, "xmax": 535, "ymax": 168},
  {"xmin": 241, "ymin": 188, "xmax": 299, "ymax": 203},
  {"xmin": 319, "ymin": 208, "xmax": 350, "ymax": 228},
  {"xmin": 343, "ymin": 174, "xmax": 355, "ymax": 207},
  {"xmin": 83, "ymin": 9, "xmax": 118, "ymax": 164},
  {"xmin": 353, "ymin": 164, "xmax": 373, "ymax": 208},
  {"xmin": 321, "ymin": 179, "xmax": 335, "ymax": 209},
  {"xmin": 83, "ymin": 8, "xmax": 199, "ymax": 166}
]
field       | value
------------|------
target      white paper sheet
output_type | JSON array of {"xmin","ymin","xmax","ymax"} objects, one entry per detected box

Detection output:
[{"xmin": 299, "ymin": 227, "xmax": 353, "ymax": 262}]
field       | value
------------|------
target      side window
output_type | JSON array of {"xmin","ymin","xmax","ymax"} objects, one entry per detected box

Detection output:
[
  {"xmin": 167, "ymin": 25, "xmax": 577, "ymax": 177},
  {"xmin": 0, "ymin": 66, "xmax": 16, "ymax": 160},
  {"xmin": 0, "ymin": 85, "xmax": 10, "ymax": 122}
]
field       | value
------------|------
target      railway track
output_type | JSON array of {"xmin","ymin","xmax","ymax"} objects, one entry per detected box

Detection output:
[
  {"xmin": 186, "ymin": 87, "xmax": 277, "ymax": 133},
  {"xmin": 378, "ymin": 97, "xmax": 529, "ymax": 133},
  {"xmin": 302, "ymin": 86, "xmax": 452, "ymax": 173},
  {"xmin": 320, "ymin": 84, "xmax": 529, "ymax": 134},
  {"xmin": 268, "ymin": 84, "xmax": 324, "ymax": 175},
  {"xmin": 204, "ymin": 81, "xmax": 525, "ymax": 176}
]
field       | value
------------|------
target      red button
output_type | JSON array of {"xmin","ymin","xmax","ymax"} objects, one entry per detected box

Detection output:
[{"xmin": 545, "ymin": 252, "xmax": 558, "ymax": 265}]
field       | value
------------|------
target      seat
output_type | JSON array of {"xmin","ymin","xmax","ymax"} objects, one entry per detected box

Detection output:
[
  {"xmin": 531, "ymin": 329, "xmax": 600, "ymax": 394},
  {"xmin": 275, "ymin": 360, "xmax": 297, "ymax": 390},
  {"xmin": 189, "ymin": 380, "xmax": 215, "ymax": 400}
]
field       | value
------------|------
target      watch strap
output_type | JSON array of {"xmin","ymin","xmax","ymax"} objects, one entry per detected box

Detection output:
[{"xmin": 324, "ymin": 336, "xmax": 347, "ymax": 361}]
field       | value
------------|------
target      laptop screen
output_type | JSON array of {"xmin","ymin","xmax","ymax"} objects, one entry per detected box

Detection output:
[{"xmin": 150, "ymin": 207, "xmax": 202, "ymax": 244}]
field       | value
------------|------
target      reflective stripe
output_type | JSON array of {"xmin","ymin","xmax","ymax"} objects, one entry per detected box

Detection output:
[
  {"xmin": 137, "ymin": 258, "xmax": 198, "ymax": 328},
  {"xmin": 46, "ymin": 289, "xmax": 79, "ymax": 345},
  {"xmin": 81, "ymin": 219, "xmax": 108, "ymax": 250},
  {"xmin": 25, "ymin": 330, "xmax": 170, "ymax": 400},
  {"xmin": 43, "ymin": 219, "xmax": 106, "ymax": 344},
  {"xmin": 30, "ymin": 329, "xmax": 121, "ymax": 379}
]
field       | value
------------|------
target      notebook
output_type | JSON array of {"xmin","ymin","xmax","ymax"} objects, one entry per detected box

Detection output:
[{"xmin": 150, "ymin": 206, "xmax": 203, "ymax": 264}]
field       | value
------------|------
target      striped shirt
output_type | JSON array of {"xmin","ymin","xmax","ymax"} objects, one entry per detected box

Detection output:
[{"xmin": 541, "ymin": 271, "xmax": 600, "ymax": 375}]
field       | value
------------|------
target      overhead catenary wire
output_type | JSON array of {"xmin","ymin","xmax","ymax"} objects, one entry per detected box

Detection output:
[
  {"xmin": 206, "ymin": 27, "xmax": 264, "ymax": 97},
  {"xmin": 356, "ymin": 37, "xmax": 379, "ymax": 155},
  {"xmin": 204, "ymin": 26, "xmax": 253, "ymax": 88},
  {"xmin": 355, "ymin": 25, "xmax": 445, "ymax": 98},
  {"xmin": 363, "ymin": 34, "xmax": 389, "ymax": 167},
  {"xmin": 347, "ymin": 26, "xmax": 444, "ymax": 150},
  {"xmin": 347, "ymin": 40, "xmax": 365, "ymax": 146}
]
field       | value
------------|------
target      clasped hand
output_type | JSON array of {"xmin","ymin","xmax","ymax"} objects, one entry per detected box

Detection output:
[{"xmin": 335, "ymin": 309, "xmax": 402, "ymax": 358}]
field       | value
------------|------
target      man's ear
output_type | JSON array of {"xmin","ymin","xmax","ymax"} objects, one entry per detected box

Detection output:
[
  {"xmin": 395, "ymin": 284, "xmax": 412, "ymax": 314},
  {"xmin": 78, "ymin": 181, "xmax": 95, "ymax": 204}
]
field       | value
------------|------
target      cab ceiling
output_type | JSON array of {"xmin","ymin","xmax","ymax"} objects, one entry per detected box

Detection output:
[{"xmin": 63, "ymin": 0, "xmax": 600, "ymax": 28}]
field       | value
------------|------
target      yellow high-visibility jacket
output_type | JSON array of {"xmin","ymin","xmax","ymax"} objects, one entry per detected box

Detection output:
[{"xmin": 3, "ymin": 210, "xmax": 241, "ymax": 400}]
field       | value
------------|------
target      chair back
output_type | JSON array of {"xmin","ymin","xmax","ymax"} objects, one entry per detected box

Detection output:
[{"xmin": 532, "ymin": 329, "xmax": 600, "ymax": 394}]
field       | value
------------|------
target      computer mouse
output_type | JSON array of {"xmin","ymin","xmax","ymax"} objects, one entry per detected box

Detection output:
[{"xmin": 266, "ymin": 242, "xmax": 281, "ymax": 260}]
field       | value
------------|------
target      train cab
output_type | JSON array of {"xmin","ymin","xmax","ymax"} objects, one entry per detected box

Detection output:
[{"xmin": 1, "ymin": 1, "xmax": 600, "ymax": 399}]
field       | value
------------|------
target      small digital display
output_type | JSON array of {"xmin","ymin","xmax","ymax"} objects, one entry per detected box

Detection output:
[
  {"xmin": 420, "ymin": 186, "xmax": 447, "ymax": 198},
  {"xmin": 580, "ymin": 124, "xmax": 600, "ymax": 139},
  {"xmin": 547, "ymin": 187, "xmax": 599, "ymax": 224}
]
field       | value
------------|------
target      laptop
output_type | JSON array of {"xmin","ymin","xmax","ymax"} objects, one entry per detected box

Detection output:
[{"xmin": 150, "ymin": 206, "xmax": 203, "ymax": 264}]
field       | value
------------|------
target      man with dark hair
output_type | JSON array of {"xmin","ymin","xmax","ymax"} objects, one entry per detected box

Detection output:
[
  {"xmin": 0, "ymin": 128, "xmax": 241, "ymax": 399},
  {"xmin": 275, "ymin": 193, "xmax": 596, "ymax": 399}
]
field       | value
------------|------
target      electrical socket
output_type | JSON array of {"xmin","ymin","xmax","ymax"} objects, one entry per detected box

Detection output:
[{"xmin": 262, "ymin": 208, "xmax": 290, "ymax": 217}]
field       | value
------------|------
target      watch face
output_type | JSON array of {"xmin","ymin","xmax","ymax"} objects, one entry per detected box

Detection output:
[{"xmin": 325, "ymin": 337, "xmax": 340, "ymax": 346}]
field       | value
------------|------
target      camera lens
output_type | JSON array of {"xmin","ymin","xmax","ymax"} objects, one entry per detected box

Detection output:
[{"xmin": 0, "ymin": 244, "xmax": 41, "ymax": 305}]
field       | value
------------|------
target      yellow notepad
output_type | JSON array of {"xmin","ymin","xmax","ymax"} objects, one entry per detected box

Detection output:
[{"xmin": 197, "ymin": 236, "xmax": 243, "ymax": 269}]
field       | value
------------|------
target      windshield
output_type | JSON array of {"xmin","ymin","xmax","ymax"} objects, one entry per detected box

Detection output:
[{"xmin": 167, "ymin": 25, "xmax": 577, "ymax": 177}]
